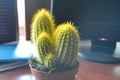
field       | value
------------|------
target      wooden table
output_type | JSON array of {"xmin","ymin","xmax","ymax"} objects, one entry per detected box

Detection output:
[{"xmin": 0, "ymin": 58, "xmax": 120, "ymax": 80}]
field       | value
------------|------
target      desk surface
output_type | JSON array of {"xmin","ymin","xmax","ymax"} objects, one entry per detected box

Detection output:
[{"xmin": 0, "ymin": 58, "xmax": 120, "ymax": 80}]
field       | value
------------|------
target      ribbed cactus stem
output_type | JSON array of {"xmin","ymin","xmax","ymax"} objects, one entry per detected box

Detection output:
[
  {"xmin": 54, "ymin": 22, "xmax": 80, "ymax": 68},
  {"xmin": 36, "ymin": 32, "xmax": 55, "ymax": 68},
  {"xmin": 31, "ymin": 8, "xmax": 55, "ymax": 43}
]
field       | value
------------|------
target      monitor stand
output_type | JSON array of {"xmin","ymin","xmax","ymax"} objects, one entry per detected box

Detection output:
[{"xmin": 79, "ymin": 40, "xmax": 120, "ymax": 64}]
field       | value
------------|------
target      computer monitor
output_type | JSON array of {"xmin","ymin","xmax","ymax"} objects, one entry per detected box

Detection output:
[{"xmin": 52, "ymin": 0, "xmax": 120, "ymax": 63}]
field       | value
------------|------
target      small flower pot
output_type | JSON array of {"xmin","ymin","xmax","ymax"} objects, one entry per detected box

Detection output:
[{"xmin": 30, "ymin": 65, "xmax": 79, "ymax": 80}]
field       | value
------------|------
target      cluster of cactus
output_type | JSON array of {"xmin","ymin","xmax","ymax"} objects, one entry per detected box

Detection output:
[{"xmin": 31, "ymin": 8, "xmax": 80, "ymax": 70}]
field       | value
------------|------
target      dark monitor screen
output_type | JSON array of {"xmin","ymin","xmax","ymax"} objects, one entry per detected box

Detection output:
[{"xmin": 52, "ymin": 0, "xmax": 120, "ymax": 44}]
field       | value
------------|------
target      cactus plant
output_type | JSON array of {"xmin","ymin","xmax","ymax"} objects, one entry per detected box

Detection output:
[{"xmin": 30, "ymin": 8, "xmax": 80, "ymax": 73}]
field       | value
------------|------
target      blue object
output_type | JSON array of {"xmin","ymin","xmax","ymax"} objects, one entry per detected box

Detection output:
[{"xmin": 0, "ymin": 41, "xmax": 33, "ymax": 62}]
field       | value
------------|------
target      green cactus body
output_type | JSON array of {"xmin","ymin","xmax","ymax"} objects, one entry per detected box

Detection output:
[
  {"xmin": 54, "ymin": 22, "xmax": 80, "ymax": 68},
  {"xmin": 31, "ymin": 9, "xmax": 55, "ymax": 43},
  {"xmin": 36, "ymin": 32, "xmax": 56, "ymax": 68}
]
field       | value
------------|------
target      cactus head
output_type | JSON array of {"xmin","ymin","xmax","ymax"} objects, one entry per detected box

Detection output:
[
  {"xmin": 31, "ymin": 8, "xmax": 55, "ymax": 43},
  {"xmin": 36, "ymin": 32, "xmax": 56, "ymax": 69},
  {"xmin": 54, "ymin": 22, "xmax": 80, "ymax": 68}
]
